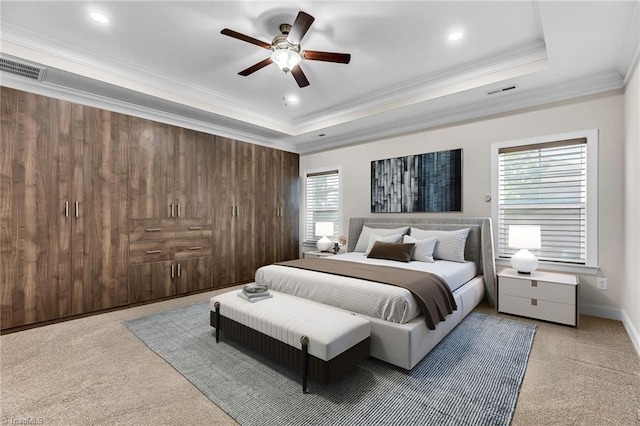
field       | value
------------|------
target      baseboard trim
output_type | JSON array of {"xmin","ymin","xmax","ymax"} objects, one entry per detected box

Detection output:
[
  {"xmin": 621, "ymin": 310, "xmax": 640, "ymax": 358},
  {"xmin": 580, "ymin": 303, "xmax": 624, "ymax": 320},
  {"xmin": 580, "ymin": 303, "xmax": 640, "ymax": 358}
]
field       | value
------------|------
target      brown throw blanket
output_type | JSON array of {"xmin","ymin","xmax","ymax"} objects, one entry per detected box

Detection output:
[{"xmin": 276, "ymin": 258, "xmax": 457, "ymax": 330}]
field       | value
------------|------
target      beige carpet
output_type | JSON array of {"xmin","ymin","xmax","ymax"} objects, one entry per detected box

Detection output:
[{"xmin": 2, "ymin": 288, "xmax": 639, "ymax": 425}]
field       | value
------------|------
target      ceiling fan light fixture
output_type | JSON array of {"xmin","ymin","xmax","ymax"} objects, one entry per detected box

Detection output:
[{"xmin": 271, "ymin": 48, "xmax": 302, "ymax": 73}]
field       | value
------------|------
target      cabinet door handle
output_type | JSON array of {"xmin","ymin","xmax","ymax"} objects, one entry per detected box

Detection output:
[
  {"xmin": 231, "ymin": 206, "xmax": 235, "ymax": 216},
  {"xmin": 146, "ymin": 250, "xmax": 162, "ymax": 254},
  {"xmin": 177, "ymin": 204, "xmax": 181, "ymax": 217},
  {"xmin": 170, "ymin": 204, "xmax": 174, "ymax": 218},
  {"xmin": 145, "ymin": 228, "xmax": 162, "ymax": 232},
  {"xmin": 188, "ymin": 246, "xmax": 202, "ymax": 251},
  {"xmin": 65, "ymin": 201, "xmax": 69, "ymax": 218},
  {"xmin": 188, "ymin": 226, "xmax": 202, "ymax": 230},
  {"xmin": 171, "ymin": 264, "xmax": 175, "ymax": 278},
  {"xmin": 236, "ymin": 206, "xmax": 239, "ymax": 217},
  {"xmin": 75, "ymin": 201, "xmax": 79, "ymax": 218},
  {"xmin": 177, "ymin": 263, "xmax": 181, "ymax": 277}
]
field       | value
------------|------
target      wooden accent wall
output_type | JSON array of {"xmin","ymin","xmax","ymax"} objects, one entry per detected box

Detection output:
[{"xmin": 0, "ymin": 86, "xmax": 299, "ymax": 331}]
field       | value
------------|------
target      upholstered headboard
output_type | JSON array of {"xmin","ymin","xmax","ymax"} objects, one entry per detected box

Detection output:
[{"xmin": 347, "ymin": 217, "xmax": 497, "ymax": 307}]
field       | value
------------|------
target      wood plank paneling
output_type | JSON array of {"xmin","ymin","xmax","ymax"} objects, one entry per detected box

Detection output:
[{"xmin": 2, "ymin": 87, "xmax": 299, "ymax": 330}]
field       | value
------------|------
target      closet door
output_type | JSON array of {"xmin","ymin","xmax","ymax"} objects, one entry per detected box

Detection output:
[
  {"xmin": 279, "ymin": 151, "xmax": 300, "ymax": 261},
  {"xmin": 128, "ymin": 261, "xmax": 174, "ymax": 303},
  {"xmin": 129, "ymin": 117, "xmax": 175, "ymax": 219},
  {"xmin": 0, "ymin": 88, "xmax": 73, "ymax": 328},
  {"xmin": 70, "ymin": 106, "xmax": 129, "ymax": 314},
  {"xmin": 212, "ymin": 136, "xmax": 237, "ymax": 287},
  {"xmin": 254, "ymin": 145, "xmax": 280, "ymax": 268},
  {"xmin": 233, "ymin": 140, "xmax": 256, "ymax": 282},
  {"xmin": 175, "ymin": 128, "xmax": 214, "ymax": 219}
]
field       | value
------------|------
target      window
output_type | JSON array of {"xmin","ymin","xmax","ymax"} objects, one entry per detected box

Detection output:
[
  {"xmin": 304, "ymin": 169, "xmax": 341, "ymax": 243},
  {"xmin": 491, "ymin": 130, "xmax": 598, "ymax": 269}
]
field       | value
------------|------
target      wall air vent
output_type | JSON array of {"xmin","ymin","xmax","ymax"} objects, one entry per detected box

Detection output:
[
  {"xmin": 486, "ymin": 85, "xmax": 517, "ymax": 95},
  {"xmin": 0, "ymin": 57, "xmax": 46, "ymax": 81}
]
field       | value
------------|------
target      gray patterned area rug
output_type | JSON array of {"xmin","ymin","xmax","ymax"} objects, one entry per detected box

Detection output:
[{"xmin": 124, "ymin": 303, "xmax": 536, "ymax": 426}]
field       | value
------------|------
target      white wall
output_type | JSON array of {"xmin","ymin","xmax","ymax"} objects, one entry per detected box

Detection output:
[
  {"xmin": 624, "ymin": 59, "xmax": 640, "ymax": 351},
  {"xmin": 300, "ymin": 91, "xmax": 625, "ymax": 312}
]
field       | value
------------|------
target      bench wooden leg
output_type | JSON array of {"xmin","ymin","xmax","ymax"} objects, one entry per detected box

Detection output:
[
  {"xmin": 214, "ymin": 302, "xmax": 220, "ymax": 343},
  {"xmin": 301, "ymin": 335, "xmax": 309, "ymax": 394}
]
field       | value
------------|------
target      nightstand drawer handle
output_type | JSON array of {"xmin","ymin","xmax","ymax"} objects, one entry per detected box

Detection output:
[
  {"xmin": 531, "ymin": 298, "xmax": 538, "ymax": 306},
  {"xmin": 188, "ymin": 246, "xmax": 202, "ymax": 251},
  {"xmin": 146, "ymin": 250, "xmax": 162, "ymax": 254},
  {"xmin": 531, "ymin": 281, "xmax": 538, "ymax": 287},
  {"xmin": 188, "ymin": 226, "xmax": 203, "ymax": 230},
  {"xmin": 145, "ymin": 228, "xmax": 162, "ymax": 232}
]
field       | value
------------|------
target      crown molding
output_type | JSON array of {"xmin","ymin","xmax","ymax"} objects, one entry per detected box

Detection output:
[
  {"xmin": 0, "ymin": 31, "xmax": 297, "ymax": 135},
  {"xmin": 621, "ymin": 0, "xmax": 640, "ymax": 85},
  {"xmin": 296, "ymin": 70, "xmax": 623, "ymax": 154},
  {"xmin": 0, "ymin": 73, "xmax": 297, "ymax": 153},
  {"xmin": 293, "ymin": 42, "xmax": 549, "ymax": 135},
  {"xmin": 1, "ymin": 24, "xmax": 550, "ymax": 138}
]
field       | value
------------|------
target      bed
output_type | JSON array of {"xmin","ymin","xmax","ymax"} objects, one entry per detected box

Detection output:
[{"xmin": 254, "ymin": 217, "xmax": 496, "ymax": 370}]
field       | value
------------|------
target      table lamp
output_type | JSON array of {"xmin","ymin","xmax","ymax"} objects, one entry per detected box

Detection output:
[
  {"xmin": 315, "ymin": 222, "xmax": 334, "ymax": 252},
  {"xmin": 508, "ymin": 225, "xmax": 541, "ymax": 274}
]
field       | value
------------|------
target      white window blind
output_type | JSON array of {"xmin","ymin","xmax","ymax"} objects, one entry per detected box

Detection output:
[
  {"xmin": 305, "ymin": 169, "xmax": 340, "ymax": 243},
  {"xmin": 498, "ymin": 138, "xmax": 587, "ymax": 264}
]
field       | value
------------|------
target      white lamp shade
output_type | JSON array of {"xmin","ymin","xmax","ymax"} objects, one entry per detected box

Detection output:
[
  {"xmin": 270, "ymin": 48, "xmax": 302, "ymax": 72},
  {"xmin": 315, "ymin": 222, "xmax": 334, "ymax": 237},
  {"xmin": 508, "ymin": 225, "xmax": 541, "ymax": 249}
]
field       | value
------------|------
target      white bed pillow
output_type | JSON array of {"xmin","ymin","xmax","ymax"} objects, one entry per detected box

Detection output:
[
  {"xmin": 354, "ymin": 226, "xmax": 409, "ymax": 252},
  {"xmin": 410, "ymin": 227, "xmax": 470, "ymax": 263},
  {"xmin": 403, "ymin": 235, "xmax": 437, "ymax": 263},
  {"xmin": 364, "ymin": 233, "xmax": 403, "ymax": 255}
]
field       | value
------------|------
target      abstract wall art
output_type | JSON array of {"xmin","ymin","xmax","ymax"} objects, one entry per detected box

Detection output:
[{"xmin": 371, "ymin": 148, "xmax": 462, "ymax": 213}]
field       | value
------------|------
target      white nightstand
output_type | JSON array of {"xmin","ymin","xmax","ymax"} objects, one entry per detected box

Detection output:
[
  {"xmin": 303, "ymin": 250, "xmax": 337, "ymax": 259},
  {"xmin": 498, "ymin": 268, "xmax": 579, "ymax": 327}
]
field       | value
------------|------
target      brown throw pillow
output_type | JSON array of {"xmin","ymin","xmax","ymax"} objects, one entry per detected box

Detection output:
[{"xmin": 366, "ymin": 241, "xmax": 415, "ymax": 263}]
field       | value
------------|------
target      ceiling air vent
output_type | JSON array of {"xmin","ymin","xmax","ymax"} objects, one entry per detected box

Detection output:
[
  {"xmin": 0, "ymin": 57, "xmax": 46, "ymax": 81},
  {"xmin": 486, "ymin": 85, "xmax": 517, "ymax": 95}
]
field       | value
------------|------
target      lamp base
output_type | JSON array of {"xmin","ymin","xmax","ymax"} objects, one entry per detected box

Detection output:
[
  {"xmin": 510, "ymin": 248, "xmax": 539, "ymax": 274},
  {"xmin": 316, "ymin": 236, "xmax": 332, "ymax": 252}
]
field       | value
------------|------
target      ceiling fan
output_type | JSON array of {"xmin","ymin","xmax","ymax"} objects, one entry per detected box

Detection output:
[{"xmin": 221, "ymin": 11, "xmax": 351, "ymax": 88}]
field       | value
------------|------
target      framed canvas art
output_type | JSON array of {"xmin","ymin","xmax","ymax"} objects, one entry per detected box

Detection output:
[{"xmin": 371, "ymin": 148, "xmax": 462, "ymax": 212}]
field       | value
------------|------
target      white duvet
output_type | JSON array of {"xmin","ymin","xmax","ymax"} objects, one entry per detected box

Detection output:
[{"xmin": 254, "ymin": 253, "xmax": 476, "ymax": 324}]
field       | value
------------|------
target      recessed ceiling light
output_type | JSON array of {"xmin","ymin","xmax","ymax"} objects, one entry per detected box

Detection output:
[
  {"xmin": 448, "ymin": 32, "xmax": 463, "ymax": 41},
  {"xmin": 90, "ymin": 12, "xmax": 109, "ymax": 24},
  {"xmin": 286, "ymin": 94, "xmax": 299, "ymax": 104}
]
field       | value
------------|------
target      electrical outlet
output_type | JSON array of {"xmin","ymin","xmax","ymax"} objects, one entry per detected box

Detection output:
[{"xmin": 597, "ymin": 277, "xmax": 608, "ymax": 290}]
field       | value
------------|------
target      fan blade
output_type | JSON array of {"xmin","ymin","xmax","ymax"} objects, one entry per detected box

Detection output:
[
  {"xmin": 239, "ymin": 58, "xmax": 273, "ymax": 76},
  {"xmin": 302, "ymin": 50, "xmax": 351, "ymax": 64},
  {"xmin": 221, "ymin": 28, "xmax": 271, "ymax": 50},
  {"xmin": 291, "ymin": 65, "xmax": 310, "ymax": 88},
  {"xmin": 287, "ymin": 11, "xmax": 315, "ymax": 45}
]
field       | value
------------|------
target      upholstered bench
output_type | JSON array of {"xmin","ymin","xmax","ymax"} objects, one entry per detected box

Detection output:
[{"xmin": 210, "ymin": 289, "xmax": 371, "ymax": 393}]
